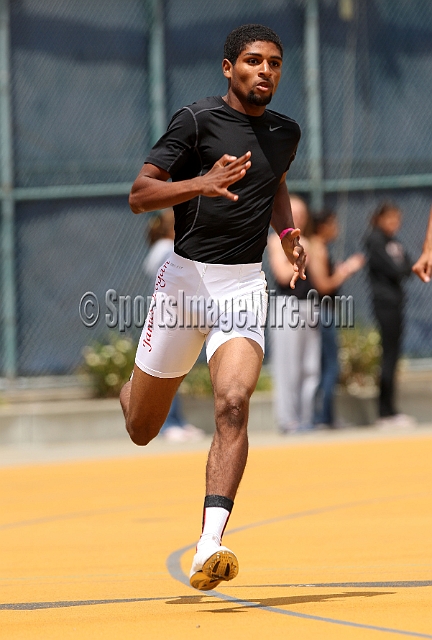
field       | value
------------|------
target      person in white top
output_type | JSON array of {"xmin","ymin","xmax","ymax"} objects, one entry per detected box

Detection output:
[
  {"xmin": 268, "ymin": 195, "xmax": 320, "ymax": 433},
  {"xmin": 143, "ymin": 210, "xmax": 205, "ymax": 443}
]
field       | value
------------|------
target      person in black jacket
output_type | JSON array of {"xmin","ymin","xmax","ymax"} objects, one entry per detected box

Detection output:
[{"xmin": 365, "ymin": 202, "xmax": 414, "ymax": 427}]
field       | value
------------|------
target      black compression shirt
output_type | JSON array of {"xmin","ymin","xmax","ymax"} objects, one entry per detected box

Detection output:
[{"xmin": 145, "ymin": 96, "xmax": 301, "ymax": 264}]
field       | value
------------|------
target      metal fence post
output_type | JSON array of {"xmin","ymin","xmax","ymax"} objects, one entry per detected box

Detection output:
[
  {"xmin": 0, "ymin": 0, "xmax": 17, "ymax": 378},
  {"xmin": 148, "ymin": 0, "xmax": 167, "ymax": 146},
  {"xmin": 304, "ymin": 0, "xmax": 324, "ymax": 211}
]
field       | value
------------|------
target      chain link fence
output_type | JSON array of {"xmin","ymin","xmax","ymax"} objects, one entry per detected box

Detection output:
[
  {"xmin": 1, "ymin": 0, "xmax": 431, "ymax": 376},
  {"xmin": 12, "ymin": 0, "xmax": 149, "ymax": 188}
]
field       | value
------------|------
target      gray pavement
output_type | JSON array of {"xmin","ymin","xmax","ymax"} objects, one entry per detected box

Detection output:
[
  {"xmin": 1, "ymin": 366, "xmax": 431, "ymax": 467},
  {"xmin": 1, "ymin": 423, "xmax": 431, "ymax": 467}
]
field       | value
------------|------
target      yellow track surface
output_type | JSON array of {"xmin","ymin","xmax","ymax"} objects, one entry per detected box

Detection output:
[{"xmin": 1, "ymin": 432, "xmax": 431, "ymax": 639}]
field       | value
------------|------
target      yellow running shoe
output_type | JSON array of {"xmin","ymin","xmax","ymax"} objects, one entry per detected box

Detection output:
[{"xmin": 189, "ymin": 541, "xmax": 239, "ymax": 591}]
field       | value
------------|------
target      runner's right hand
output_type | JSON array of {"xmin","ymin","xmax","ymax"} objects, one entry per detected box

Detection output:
[{"xmin": 197, "ymin": 152, "xmax": 252, "ymax": 201}]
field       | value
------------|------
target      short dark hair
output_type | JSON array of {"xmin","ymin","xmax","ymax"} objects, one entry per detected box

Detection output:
[
  {"xmin": 370, "ymin": 201, "xmax": 400, "ymax": 227},
  {"xmin": 224, "ymin": 24, "xmax": 283, "ymax": 65},
  {"xmin": 311, "ymin": 209, "xmax": 336, "ymax": 233}
]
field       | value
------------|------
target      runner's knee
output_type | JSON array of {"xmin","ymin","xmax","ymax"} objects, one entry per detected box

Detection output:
[
  {"xmin": 214, "ymin": 388, "xmax": 249, "ymax": 431},
  {"xmin": 126, "ymin": 415, "xmax": 161, "ymax": 446}
]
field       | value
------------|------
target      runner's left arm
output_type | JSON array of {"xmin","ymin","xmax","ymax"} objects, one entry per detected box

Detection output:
[{"xmin": 270, "ymin": 175, "xmax": 307, "ymax": 288}]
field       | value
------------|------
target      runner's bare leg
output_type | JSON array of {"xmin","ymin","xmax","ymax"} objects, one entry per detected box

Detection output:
[
  {"xmin": 207, "ymin": 338, "xmax": 263, "ymax": 500},
  {"xmin": 120, "ymin": 365, "xmax": 186, "ymax": 445}
]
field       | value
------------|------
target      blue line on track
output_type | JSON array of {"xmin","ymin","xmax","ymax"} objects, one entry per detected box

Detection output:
[
  {"xmin": 166, "ymin": 498, "xmax": 432, "ymax": 639},
  {"xmin": 2, "ymin": 480, "xmax": 430, "ymax": 634},
  {"xmin": 0, "ymin": 597, "xmax": 168, "ymax": 610},
  {"xmin": 237, "ymin": 581, "xmax": 432, "ymax": 588}
]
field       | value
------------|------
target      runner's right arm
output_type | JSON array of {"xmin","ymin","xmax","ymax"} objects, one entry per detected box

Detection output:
[{"xmin": 129, "ymin": 152, "xmax": 251, "ymax": 214}]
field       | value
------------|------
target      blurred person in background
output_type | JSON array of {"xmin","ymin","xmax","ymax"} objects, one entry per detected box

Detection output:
[
  {"xmin": 364, "ymin": 202, "xmax": 415, "ymax": 428},
  {"xmin": 412, "ymin": 204, "xmax": 432, "ymax": 283},
  {"xmin": 144, "ymin": 209, "xmax": 175, "ymax": 277},
  {"xmin": 144, "ymin": 210, "xmax": 205, "ymax": 443},
  {"xmin": 267, "ymin": 194, "xmax": 320, "ymax": 433},
  {"xmin": 308, "ymin": 210, "xmax": 365, "ymax": 428}
]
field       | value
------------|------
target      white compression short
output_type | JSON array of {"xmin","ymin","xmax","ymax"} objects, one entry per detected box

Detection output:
[{"xmin": 135, "ymin": 252, "xmax": 268, "ymax": 378}]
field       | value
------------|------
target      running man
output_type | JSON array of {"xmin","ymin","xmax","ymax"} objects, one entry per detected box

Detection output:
[
  {"xmin": 412, "ymin": 205, "xmax": 432, "ymax": 282},
  {"xmin": 120, "ymin": 24, "xmax": 306, "ymax": 590}
]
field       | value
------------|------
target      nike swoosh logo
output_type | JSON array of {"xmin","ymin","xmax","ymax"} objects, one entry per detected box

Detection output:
[{"xmin": 269, "ymin": 125, "xmax": 282, "ymax": 132}]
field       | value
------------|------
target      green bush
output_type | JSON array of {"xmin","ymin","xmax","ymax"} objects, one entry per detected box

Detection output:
[
  {"xmin": 338, "ymin": 326, "xmax": 381, "ymax": 394},
  {"xmin": 180, "ymin": 364, "xmax": 213, "ymax": 397},
  {"xmin": 82, "ymin": 326, "xmax": 381, "ymax": 400},
  {"xmin": 81, "ymin": 336, "xmax": 136, "ymax": 398},
  {"xmin": 179, "ymin": 363, "xmax": 273, "ymax": 396},
  {"xmin": 81, "ymin": 338, "xmax": 273, "ymax": 399}
]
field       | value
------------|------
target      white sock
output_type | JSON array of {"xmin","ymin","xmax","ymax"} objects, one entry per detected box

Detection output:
[
  {"xmin": 198, "ymin": 507, "xmax": 231, "ymax": 548},
  {"xmin": 197, "ymin": 495, "xmax": 234, "ymax": 549}
]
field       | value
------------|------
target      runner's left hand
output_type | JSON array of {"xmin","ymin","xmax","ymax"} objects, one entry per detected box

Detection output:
[
  {"xmin": 281, "ymin": 228, "xmax": 307, "ymax": 289},
  {"xmin": 412, "ymin": 250, "xmax": 432, "ymax": 283}
]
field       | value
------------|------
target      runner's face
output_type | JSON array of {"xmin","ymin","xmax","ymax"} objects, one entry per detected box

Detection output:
[{"xmin": 223, "ymin": 41, "xmax": 283, "ymax": 112}]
